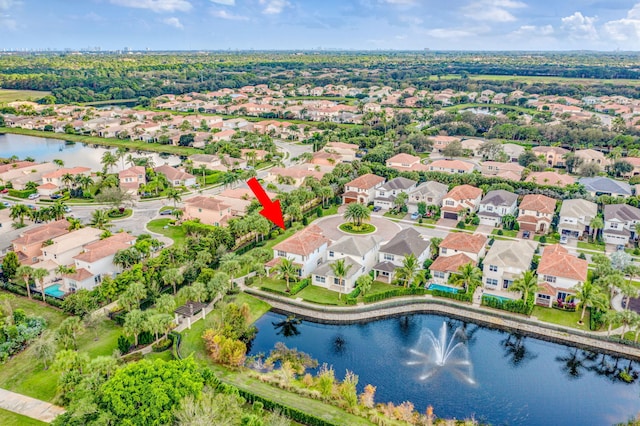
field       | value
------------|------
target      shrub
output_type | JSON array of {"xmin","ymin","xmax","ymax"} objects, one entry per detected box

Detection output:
[
  {"xmin": 482, "ymin": 295, "xmax": 533, "ymax": 315},
  {"xmin": 497, "ymin": 229, "xmax": 504, "ymax": 236},
  {"xmin": 539, "ymin": 235, "xmax": 547, "ymax": 244},
  {"xmin": 456, "ymin": 221, "xmax": 466, "ymax": 229},
  {"xmin": 260, "ymin": 286, "xmax": 290, "ymax": 297},
  {"xmin": 345, "ymin": 286, "xmax": 361, "ymax": 305},
  {"xmin": 289, "ymin": 278, "xmax": 310, "ymax": 296},
  {"xmin": 431, "ymin": 289, "xmax": 472, "ymax": 302},
  {"xmin": 7, "ymin": 189, "xmax": 34, "ymax": 198},
  {"xmin": 363, "ymin": 288, "xmax": 427, "ymax": 303},
  {"xmin": 152, "ymin": 337, "xmax": 173, "ymax": 352},
  {"xmin": 578, "ymin": 252, "xmax": 587, "ymax": 260},
  {"xmin": 118, "ymin": 335, "xmax": 131, "ymax": 354}
]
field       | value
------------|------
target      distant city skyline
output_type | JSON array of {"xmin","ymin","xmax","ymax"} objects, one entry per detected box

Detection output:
[{"xmin": 1, "ymin": 0, "xmax": 640, "ymax": 51}]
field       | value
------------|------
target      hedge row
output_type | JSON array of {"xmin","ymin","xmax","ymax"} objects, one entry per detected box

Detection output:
[
  {"xmin": 345, "ymin": 287, "xmax": 361, "ymax": 305},
  {"xmin": 1, "ymin": 281, "xmax": 65, "ymax": 309},
  {"xmin": 363, "ymin": 287, "xmax": 427, "ymax": 303},
  {"xmin": 481, "ymin": 295, "xmax": 533, "ymax": 315},
  {"xmin": 8, "ymin": 189, "xmax": 35, "ymax": 198},
  {"xmin": 289, "ymin": 278, "xmax": 310, "ymax": 296},
  {"xmin": 259, "ymin": 286, "xmax": 290, "ymax": 297},
  {"xmin": 431, "ymin": 289, "xmax": 472, "ymax": 303}
]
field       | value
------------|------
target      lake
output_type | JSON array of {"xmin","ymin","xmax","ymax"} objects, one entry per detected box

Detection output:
[
  {"xmin": 0, "ymin": 133, "xmax": 181, "ymax": 171},
  {"xmin": 249, "ymin": 311, "xmax": 640, "ymax": 426}
]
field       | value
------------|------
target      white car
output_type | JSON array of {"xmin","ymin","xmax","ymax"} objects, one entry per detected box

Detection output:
[
  {"xmin": 560, "ymin": 235, "xmax": 568, "ymax": 244},
  {"xmin": 28, "ymin": 193, "xmax": 40, "ymax": 200}
]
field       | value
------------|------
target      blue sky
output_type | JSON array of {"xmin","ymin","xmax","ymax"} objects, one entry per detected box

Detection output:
[{"xmin": 1, "ymin": 0, "xmax": 640, "ymax": 50}]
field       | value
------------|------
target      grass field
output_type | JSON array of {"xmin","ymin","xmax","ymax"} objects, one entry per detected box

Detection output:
[
  {"xmin": 0, "ymin": 408, "xmax": 47, "ymax": 426},
  {"xmin": 0, "ymin": 89, "xmax": 50, "ymax": 104},
  {"xmin": 146, "ymin": 219, "xmax": 186, "ymax": 246},
  {"xmin": 532, "ymin": 306, "xmax": 589, "ymax": 330}
]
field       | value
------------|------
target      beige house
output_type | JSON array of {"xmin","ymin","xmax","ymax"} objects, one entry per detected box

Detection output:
[
  {"xmin": 322, "ymin": 142, "xmax": 359, "ymax": 162},
  {"xmin": 440, "ymin": 185, "xmax": 483, "ymax": 220},
  {"xmin": 481, "ymin": 161, "xmax": 524, "ymax": 178},
  {"xmin": 41, "ymin": 227, "xmax": 102, "ymax": 267},
  {"xmin": 483, "ymin": 239, "xmax": 537, "ymax": 294},
  {"xmin": 525, "ymin": 171, "xmax": 575, "ymax": 187},
  {"xmin": 575, "ymin": 149, "xmax": 610, "ymax": 171},
  {"xmin": 183, "ymin": 196, "xmax": 233, "ymax": 227},
  {"xmin": 12, "ymin": 219, "xmax": 70, "ymax": 265},
  {"xmin": 428, "ymin": 159, "xmax": 475, "ymax": 174},
  {"xmin": 532, "ymin": 146, "xmax": 569, "ymax": 168},
  {"xmin": 385, "ymin": 153, "xmax": 428, "ymax": 172},
  {"xmin": 154, "ymin": 165, "xmax": 196, "ymax": 187},
  {"xmin": 265, "ymin": 164, "xmax": 328, "ymax": 186},
  {"xmin": 342, "ymin": 173, "xmax": 386, "ymax": 204},
  {"xmin": 429, "ymin": 135, "xmax": 460, "ymax": 152},
  {"xmin": 119, "ymin": 166, "xmax": 146, "ymax": 195},
  {"xmin": 535, "ymin": 244, "xmax": 588, "ymax": 307}
]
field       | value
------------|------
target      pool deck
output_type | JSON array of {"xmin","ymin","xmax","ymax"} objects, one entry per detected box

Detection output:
[{"xmin": 243, "ymin": 286, "xmax": 640, "ymax": 361}]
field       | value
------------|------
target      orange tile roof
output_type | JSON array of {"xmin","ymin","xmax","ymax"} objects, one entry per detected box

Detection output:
[
  {"xmin": 12, "ymin": 219, "xmax": 70, "ymax": 246},
  {"xmin": 537, "ymin": 281, "xmax": 557, "ymax": 296},
  {"xmin": 445, "ymin": 184, "xmax": 483, "ymax": 201},
  {"xmin": 525, "ymin": 172, "xmax": 575, "ymax": 187},
  {"xmin": 273, "ymin": 225, "xmax": 329, "ymax": 256},
  {"xmin": 74, "ymin": 232, "xmax": 136, "ymax": 263},
  {"xmin": 42, "ymin": 167, "xmax": 91, "ymax": 179},
  {"xmin": 63, "ymin": 268, "xmax": 93, "ymax": 281},
  {"xmin": 387, "ymin": 153, "xmax": 420, "ymax": 164},
  {"xmin": 430, "ymin": 253, "xmax": 476, "ymax": 273},
  {"xmin": 345, "ymin": 173, "xmax": 385, "ymax": 190},
  {"xmin": 440, "ymin": 233, "xmax": 487, "ymax": 254},
  {"xmin": 519, "ymin": 194, "xmax": 556, "ymax": 214},
  {"xmin": 538, "ymin": 244, "xmax": 588, "ymax": 281},
  {"xmin": 429, "ymin": 159, "xmax": 474, "ymax": 171},
  {"xmin": 184, "ymin": 196, "xmax": 230, "ymax": 211}
]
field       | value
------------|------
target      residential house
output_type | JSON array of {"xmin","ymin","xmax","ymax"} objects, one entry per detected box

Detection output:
[
  {"xmin": 477, "ymin": 190, "xmax": 519, "ymax": 227},
  {"xmin": 322, "ymin": 142, "xmax": 359, "ymax": 162},
  {"xmin": 385, "ymin": 153, "xmax": 428, "ymax": 172},
  {"xmin": 183, "ymin": 196, "xmax": 233, "ymax": 227},
  {"xmin": 65, "ymin": 232, "xmax": 137, "ymax": 291},
  {"xmin": 154, "ymin": 165, "xmax": 196, "ymax": 187},
  {"xmin": 41, "ymin": 167, "xmax": 92, "ymax": 190},
  {"xmin": 460, "ymin": 139, "xmax": 485, "ymax": 156},
  {"xmin": 342, "ymin": 173, "xmax": 385, "ymax": 204},
  {"xmin": 622, "ymin": 157, "xmax": 640, "ymax": 177},
  {"xmin": 440, "ymin": 185, "xmax": 483, "ymax": 220},
  {"xmin": 429, "ymin": 135, "xmax": 460, "ymax": 152},
  {"xmin": 269, "ymin": 225, "xmax": 330, "ymax": 277},
  {"xmin": 502, "ymin": 143, "xmax": 525, "ymax": 163},
  {"xmin": 118, "ymin": 166, "xmax": 146, "ymax": 195},
  {"xmin": 482, "ymin": 239, "xmax": 537, "ymax": 292},
  {"xmin": 41, "ymin": 227, "xmax": 102, "ymax": 267},
  {"xmin": 558, "ymin": 199, "xmax": 598, "ymax": 239},
  {"xmin": 429, "ymin": 253, "xmax": 477, "ymax": 286},
  {"xmin": 517, "ymin": 194, "xmax": 557, "ymax": 234},
  {"xmin": 313, "ymin": 235, "xmax": 381, "ymax": 293},
  {"xmin": 0, "ymin": 209, "xmax": 12, "ymax": 235},
  {"xmin": 407, "ymin": 181, "xmax": 448, "ymax": 214},
  {"xmin": 535, "ymin": 245, "xmax": 588, "ymax": 307},
  {"xmin": 2, "ymin": 162, "xmax": 57, "ymax": 190},
  {"xmin": 575, "ymin": 149, "xmax": 610, "ymax": 171},
  {"xmin": 373, "ymin": 177, "xmax": 417, "ymax": 210},
  {"xmin": 11, "ymin": 219, "xmax": 70, "ymax": 265},
  {"xmin": 373, "ymin": 228, "xmax": 430, "ymax": 283},
  {"xmin": 603, "ymin": 204, "xmax": 640, "ymax": 246},
  {"xmin": 526, "ymin": 171, "xmax": 575, "ymax": 187},
  {"xmin": 265, "ymin": 164, "xmax": 328, "ymax": 186},
  {"xmin": 579, "ymin": 177, "xmax": 632, "ymax": 198},
  {"xmin": 532, "ymin": 146, "xmax": 569, "ymax": 168},
  {"xmin": 310, "ymin": 151, "xmax": 342, "ymax": 167},
  {"xmin": 481, "ymin": 161, "xmax": 524, "ymax": 179},
  {"xmin": 428, "ymin": 159, "xmax": 475, "ymax": 174}
]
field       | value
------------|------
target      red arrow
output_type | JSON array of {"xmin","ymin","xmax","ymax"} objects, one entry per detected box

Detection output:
[{"xmin": 247, "ymin": 177, "xmax": 285, "ymax": 230}]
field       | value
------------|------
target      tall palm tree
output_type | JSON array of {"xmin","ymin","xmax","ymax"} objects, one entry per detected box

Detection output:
[
  {"xmin": 49, "ymin": 202, "xmax": 66, "ymax": 221},
  {"xmin": 596, "ymin": 272, "xmax": 625, "ymax": 302},
  {"xmin": 330, "ymin": 258, "xmax": 352, "ymax": 300},
  {"xmin": 394, "ymin": 253, "xmax": 420, "ymax": 288},
  {"xmin": 90, "ymin": 209, "xmax": 112, "ymax": 230},
  {"xmin": 509, "ymin": 270, "xmax": 539, "ymax": 302},
  {"xmin": 61, "ymin": 173, "xmax": 74, "ymax": 190},
  {"xmin": 273, "ymin": 257, "xmax": 298, "ymax": 292},
  {"xmin": 15, "ymin": 265, "xmax": 34, "ymax": 299},
  {"xmin": 619, "ymin": 279, "xmax": 638, "ymax": 310},
  {"xmin": 453, "ymin": 263, "xmax": 483, "ymax": 293},
  {"xmin": 10, "ymin": 204, "xmax": 31, "ymax": 227},
  {"xmin": 123, "ymin": 309, "xmax": 147, "ymax": 347},
  {"xmin": 572, "ymin": 280, "xmax": 608, "ymax": 324},
  {"xmin": 101, "ymin": 151, "xmax": 118, "ymax": 174},
  {"xmin": 162, "ymin": 268, "xmax": 184, "ymax": 295},
  {"xmin": 343, "ymin": 203, "xmax": 371, "ymax": 227},
  {"xmin": 589, "ymin": 216, "xmax": 604, "ymax": 242},
  {"xmin": 32, "ymin": 267, "xmax": 49, "ymax": 302},
  {"xmin": 78, "ymin": 175, "xmax": 94, "ymax": 191},
  {"xmin": 116, "ymin": 147, "xmax": 128, "ymax": 170},
  {"xmin": 319, "ymin": 185, "xmax": 334, "ymax": 208},
  {"xmin": 166, "ymin": 188, "xmax": 182, "ymax": 208}
]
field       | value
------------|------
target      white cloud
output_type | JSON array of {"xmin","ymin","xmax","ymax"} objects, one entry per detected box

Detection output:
[
  {"xmin": 0, "ymin": 0, "xmax": 18, "ymax": 11},
  {"xmin": 382, "ymin": 0, "xmax": 417, "ymax": 5},
  {"xmin": 109, "ymin": 0, "xmax": 192, "ymax": 13},
  {"xmin": 162, "ymin": 16, "xmax": 184, "ymax": 29},
  {"xmin": 209, "ymin": 0, "xmax": 235, "ymax": 5},
  {"xmin": 211, "ymin": 9, "xmax": 249, "ymax": 20},
  {"xmin": 425, "ymin": 28, "xmax": 475, "ymax": 39},
  {"xmin": 463, "ymin": 0, "xmax": 526, "ymax": 23},
  {"xmin": 259, "ymin": 0, "xmax": 290, "ymax": 15},
  {"xmin": 512, "ymin": 24, "xmax": 554, "ymax": 36},
  {"xmin": 0, "ymin": 15, "xmax": 16, "ymax": 31},
  {"xmin": 561, "ymin": 11, "xmax": 598, "ymax": 40},
  {"xmin": 604, "ymin": 3, "xmax": 640, "ymax": 42}
]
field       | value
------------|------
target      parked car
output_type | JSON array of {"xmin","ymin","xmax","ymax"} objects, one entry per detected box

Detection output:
[
  {"xmin": 410, "ymin": 212, "xmax": 420, "ymax": 220},
  {"xmin": 0, "ymin": 188, "xmax": 8, "ymax": 194},
  {"xmin": 63, "ymin": 206, "xmax": 72, "ymax": 213},
  {"xmin": 27, "ymin": 193, "xmax": 40, "ymax": 200},
  {"xmin": 2, "ymin": 201, "xmax": 11, "ymax": 207},
  {"xmin": 560, "ymin": 235, "xmax": 568, "ymax": 244},
  {"xmin": 372, "ymin": 206, "xmax": 381, "ymax": 212},
  {"xmin": 522, "ymin": 231, "xmax": 531, "ymax": 239},
  {"xmin": 617, "ymin": 244, "xmax": 625, "ymax": 251},
  {"xmin": 50, "ymin": 194, "xmax": 62, "ymax": 200},
  {"xmin": 160, "ymin": 209, "xmax": 173, "ymax": 216},
  {"xmin": 26, "ymin": 204, "xmax": 36, "ymax": 210}
]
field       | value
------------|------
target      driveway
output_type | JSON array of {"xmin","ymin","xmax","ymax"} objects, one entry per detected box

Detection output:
[
  {"xmin": 314, "ymin": 215, "xmax": 402, "ymax": 243},
  {"xmin": 474, "ymin": 225, "xmax": 495, "ymax": 236}
]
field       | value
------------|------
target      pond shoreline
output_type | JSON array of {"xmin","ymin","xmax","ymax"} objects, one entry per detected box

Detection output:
[{"xmin": 245, "ymin": 288, "xmax": 640, "ymax": 361}]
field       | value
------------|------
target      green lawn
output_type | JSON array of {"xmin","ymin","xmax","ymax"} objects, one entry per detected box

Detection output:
[
  {"xmin": 297, "ymin": 285, "xmax": 346, "ymax": 306},
  {"xmin": 491, "ymin": 229, "xmax": 518, "ymax": 238},
  {"xmin": 532, "ymin": 306, "xmax": 590, "ymax": 330},
  {"xmin": 0, "ymin": 89, "xmax": 50, "ymax": 103},
  {"xmin": 229, "ymin": 292, "xmax": 271, "ymax": 324},
  {"xmin": 146, "ymin": 219, "xmax": 186, "ymax": 246},
  {"xmin": 0, "ymin": 291, "xmax": 67, "ymax": 329},
  {"xmin": 144, "ymin": 351, "xmax": 175, "ymax": 362},
  {"xmin": 383, "ymin": 211, "xmax": 406, "ymax": 220},
  {"xmin": 258, "ymin": 277, "xmax": 289, "ymax": 292},
  {"xmin": 75, "ymin": 319, "xmax": 120, "ymax": 358},
  {"xmin": 577, "ymin": 241, "xmax": 606, "ymax": 252},
  {"xmin": 0, "ymin": 408, "xmax": 47, "ymax": 426},
  {"xmin": 367, "ymin": 281, "xmax": 400, "ymax": 295}
]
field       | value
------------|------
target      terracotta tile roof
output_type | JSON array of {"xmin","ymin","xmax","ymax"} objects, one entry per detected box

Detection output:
[
  {"xmin": 387, "ymin": 153, "xmax": 420, "ymax": 164},
  {"xmin": 537, "ymin": 281, "xmax": 557, "ymax": 296},
  {"xmin": 440, "ymin": 233, "xmax": 487, "ymax": 254},
  {"xmin": 273, "ymin": 225, "xmax": 329, "ymax": 256},
  {"xmin": 184, "ymin": 196, "xmax": 230, "ymax": 211},
  {"xmin": 517, "ymin": 214, "xmax": 551, "ymax": 224},
  {"xmin": 519, "ymin": 194, "xmax": 556, "ymax": 214},
  {"xmin": 42, "ymin": 167, "xmax": 91, "ymax": 179},
  {"xmin": 63, "ymin": 268, "xmax": 94, "ymax": 281},
  {"xmin": 74, "ymin": 232, "xmax": 135, "ymax": 263},
  {"xmin": 429, "ymin": 159, "xmax": 475, "ymax": 171},
  {"xmin": 444, "ymin": 184, "xmax": 483, "ymax": 201},
  {"xmin": 345, "ymin": 173, "xmax": 385, "ymax": 190},
  {"xmin": 525, "ymin": 172, "xmax": 575, "ymax": 187},
  {"xmin": 119, "ymin": 166, "xmax": 146, "ymax": 177},
  {"xmin": 0, "ymin": 161, "xmax": 35, "ymax": 174},
  {"xmin": 37, "ymin": 183, "xmax": 58, "ymax": 189},
  {"xmin": 430, "ymin": 253, "xmax": 476, "ymax": 273},
  {"xmin": 12, "ymin": 219, "xmax": 70, "ymax": 246},
  {"xmin": 219, "ymin": 187, "xmax": 276, "ymax": 201},
  {"xmin": 532, "ymin": 146, "xmax": 569, "ymax": 155},
  {"xmin": 538, "ymin": 244, "xmax": 588, "ymax": 281},
  {"xmin": 154, "ymin": 165, "xmax": 195, "ymax": 182}
]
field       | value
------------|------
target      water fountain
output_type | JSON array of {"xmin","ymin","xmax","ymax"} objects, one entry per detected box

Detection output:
[{"xmin": 407, "ymin": 322, "xmax": 476, "ymax": 385}]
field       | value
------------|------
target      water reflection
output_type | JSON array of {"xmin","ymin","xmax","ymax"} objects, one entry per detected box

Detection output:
[
  {"xmin": 272, "ymin": 315, "xmax": 301, "ymax": 338},
  {"xmin": 501, "ymin": 334, "xmax": 537, "ymax": 367}
]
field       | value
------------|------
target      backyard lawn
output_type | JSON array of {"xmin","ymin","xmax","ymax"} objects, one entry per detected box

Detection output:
[
  {"xmin": 0, "ymin": 291, "xmax": 67, "ymax": 329},
  {"xmin": 532, "ymin": 306, "xmax": 589, "ymax": 330},
  {"xmin": 297, "ymin": 285, "xmax": 347, "ymax": 306},
  {"xmin": 146, "ymin": 219, "xmax": 186, "ymax": 246},
  {"xmin": 0, "ymin": 408, "xmax": 47, "ymax": 426}
]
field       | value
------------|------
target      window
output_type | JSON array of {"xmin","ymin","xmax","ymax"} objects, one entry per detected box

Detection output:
[
  {"xmin": 503, "ymin": 280, "xmax": 512, "ymax": 289},
  {"xmin": 277, "ymin": 250, "xmax": 286, "ymax": 257},
  {"xmin": 486, "ymin": 278, "xmax": 498, "ymax": 286},
  {"xmin": 489, "ymin": 265, "xmax": 498, "ymax": 272},
  {"xmin": 433, "ymin": 271, "xmax": 445, "ymax": 279},
  {"xmin": 538, "ymin": 294, "xmax": 550, "ymax": 300},
  {"xmin": 446, "ymin": 200, "xmax": 454, "ymax": 206},
  {"xmin": 329, "ymin": 251, "xmax": 334, "ymax": 257},
  {"xmin": 381, "ymin": 271, "xmax": 389, "ymax": 277},
  {"xmin": 384, "ymin": 253, "xmax": 394, "ymax": 261},
  {"xmin": 315, "ymin": 276, "xmax": 325, "ymax": 283},
  {"xmin": 544, "ymin": 275, "xmax": 556, "ymax": 283},
  {"xmin": 486, "ymin": 206, "xmax": 493, "ymax": 212},
  {"xmin": 334, "ymin": 277, "xmax": 341, "ymax": 285},
  {"xmin": 441, "ymin": 248, "xmax": 447, "ymax": 254},
  {"xmin": 610, "ymin": 222, "xmax": 619, "ymax": 229}
]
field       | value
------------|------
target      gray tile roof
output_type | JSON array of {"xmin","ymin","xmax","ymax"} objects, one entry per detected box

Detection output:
[
  {"xmin": 409, "ymin": 181, "xmax": 448, "ymax": 197},
  {"xmin": 373, "ymin": 261, "xmax": 396, "ymax": 273},
  {"xmin": 479, "ymin": 190, "xmax": 518, "ymax": 207},
  {"xmin": 313, "ymin": 257, "xmax": 362, "ymax": 279},
  {"xmin": 579, "ymin": 177, "xmax": 632, "ymax": 196},
  {"xmin": 380, "ymin": 228, "xmax": 430, "ymax": 257},
  {"xmin": 484, "ymin": 239, "xmax": 537, "ymax": 271},
  {"xmin": 379, "ymin": 177, "xmax": 417, "ymax": 192},
  {"xmin": 559, "ymin": 199, "xmax": 597, "ymax": 220},
  {"xmin": 604, "ymin": 203, "xmax": 640, "ymax": 222},
  {"xmin": 329, "ymin": 235, "xmax": 380, "ymax": 257}
]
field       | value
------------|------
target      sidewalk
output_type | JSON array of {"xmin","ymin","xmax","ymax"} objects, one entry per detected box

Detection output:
[{"xmin": 0, "ymin": 387, "xmax": 65, "ymax": 423}]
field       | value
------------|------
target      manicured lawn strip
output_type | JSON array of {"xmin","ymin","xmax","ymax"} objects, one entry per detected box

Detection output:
[
  {"xmin": 577, "ymin": 241, "xmax": 606, "ymax": 252},
  {"xmin": 383, "ymin": 211, "xmax": 406, "ymax": 220},
  {"xmin": 259, "ymin": 277, "xmax": 290, "ymax": 293},
  {"xmin": 297, "ymin": 285, "xmax": 347, "ymax": 306},
  {"xmin": 1, "ymin": 291, "xmax": 66, "ymax": 329},
  {"xmin": 491, "ymin": 229, "xmax": 518, "ymax": 238},
  {"xmin": 144, "ymin": 351, "xmax": 175, "ymax": 362},
  {"xmin": 210, "ymin": 365, "xmax": 374, "ymax": 426},
  {"xmin": 146, "ymin": 219, "xmax": 186, "ymax": 246},
  {"xmin": 0, "ymin": 408, "xmax": 47, "ymax": 426},
  {"xmin": 532, "ymin": 306, "xmax": 589, "ymax": 330},
  {"xmin": 0, "ymin": 127, "xmax": 199, "ymax": 156},
  {"xmin": 367, "ymin": 281, "xmax": 400, "ymax": 295},
  {"xmin": 0, "ymin": 89, "xmax": 49, "ymax": 103}
]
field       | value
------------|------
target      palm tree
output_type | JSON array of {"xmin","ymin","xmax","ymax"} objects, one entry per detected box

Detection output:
[
  {"xmin": 197, "ymin": 165, "xmax": 207, "ymax": 185},
  {"xmin": 155, "ymin": 294, "xmax": 176, "ymax": 315},
  {"xmin": 67, "ymin": 217, "xmax": 82, "ymax": 231},
  {"xmin": 162, "ymin": 268, "xmax": 184, "ymax": 295},
  {"xmin": 178, "ymin": 281, "xmax": 207, "ymax": 304},
  {"xmin": 123, "ymin": 309, "xmax": 147, "ymax": 347},
  {"xmin": 453, "ymin": 263, "xmax": 483, "ymax": 293},
  {"xmin": 101, "ymin": 151, "xmax": 118, "ymax": 173},
  {"xmin": 15, "ymin": 265, "xmax": 34, "ymax": 299},
  {"xmin": 53, "ymin": 159, "xmax": 64, "ymax": 168},
  {"xmin": 90, "ymin": 209, "xmax": 112, "ymax": 230},
  {"xmin": 355, "ymin": 274, "xmax": 373, "ymax": 296},
  {"xmin": 618, "ymin": 310, "xmax": 638, "ymax": 339},
  {"xmin": 273, "ymin": 257, "xmax": 298, "ymax": 292},
  {"xmin": 116, "ymin": 147, "xmax": 128, "ymax": 170},
  {"xmin": 501, "ymin": 214, "xmax": 517, "ymax": 231},
  {"xmin": 509, "ymin": 270, "xmax": 539, "ymax": 302},
  {"xmin": 330, "ymin": 259, "xmax": 352, "ymax": 300},
  {"xmin": 343, "ymin": 203, "xmax": 371, "ymax": 227},
  {"xmin": 49, "ymin": 202, "xmax": 66, "ymax": 221},
  {"xmin": 596, "ymin": 272, "xmax": 625, "ymax": 302},
  {"xmin": 32, "ymin": 267, "xmax": 49, "ymax": 302},
  {"xmin": 619, "ymin": 279, "xmax": 638, "ymax": 310},
  {"xmin": 220, "ymin": 257, "xmax": 241, "ymax": 290},
  {"xmin": 602, "ymin": 310, "xmax": 620, "ymax": 338},
  {"xmin": 394, "ymin": 253, "xmax": 420, "ymax": 288},
  {"xmin": 573, "ymin": 280, "xmax": 608, "ymax": 324},
  {"xmin": 319, "ymin": 185, "xmax": 334, "ymax": 208},
  {"xmin": 166, "ymin": 188, "xmax": 182, "ymax": 208},
  {"xmin": 77, "ymin": 175, "xmax": 94, "ymax": 191},
  {"xmin": 589, "ymin": 216, "xmax": 604, "ymax": 242},
  {"xmin": 10, "ymin": 204, "xmax": 31, "ymax": 227},
  {"xmin": 61, "ymin": 173, "xmax": 74, "ymax": 190}
]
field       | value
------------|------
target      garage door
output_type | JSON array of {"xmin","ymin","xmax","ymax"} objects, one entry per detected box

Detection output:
[{"xmin": 443, "ymin": 212, "xmax": 458, "ymax": 220}]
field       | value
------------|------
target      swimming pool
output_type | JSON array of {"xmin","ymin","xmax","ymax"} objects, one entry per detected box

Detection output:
[
  {"xmin": 44, "ymin": 284, "xmax": 66, "ymax": 298},
  {"xmin": 482, "ymin": 293, "xmax": 514, "ymax": 303},
  {"xmin": 428, "ymin": 283, "xmax": 460, "ymax": 293}
]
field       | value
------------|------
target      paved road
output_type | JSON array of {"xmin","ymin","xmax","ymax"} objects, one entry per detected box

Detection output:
[
  {"xmin": 314, "ymin": 215, "xmax": 402, "ymax": 242},
  {"xmin": 0, "ymin": 387, "xmax": 65, "ymax": 423}
]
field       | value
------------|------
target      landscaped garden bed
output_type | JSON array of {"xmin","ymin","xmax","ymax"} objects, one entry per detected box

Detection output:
[{"xmin": 338, "ymin": 222, "xmax": 375, "ymax": 234}]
